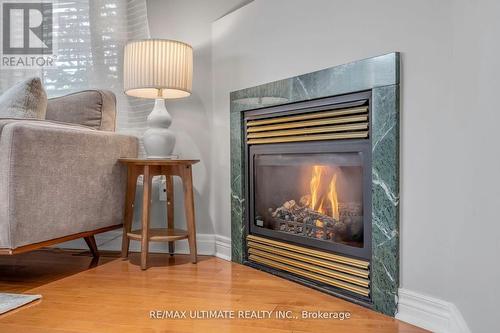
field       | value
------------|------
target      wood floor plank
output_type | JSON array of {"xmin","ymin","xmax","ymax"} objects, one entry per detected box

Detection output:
[{"xmin": 0, "ymin": 249, "xmax": 427, "ymax": 333}]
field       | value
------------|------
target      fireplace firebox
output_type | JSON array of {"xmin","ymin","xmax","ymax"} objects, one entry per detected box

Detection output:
[
  {"xmin": 250, "ymin": 143, "xmax": 371, "ymax": 258},
  {"xmin": 244, "ymin": 91, "xmax": 373, "ymax": 305}
]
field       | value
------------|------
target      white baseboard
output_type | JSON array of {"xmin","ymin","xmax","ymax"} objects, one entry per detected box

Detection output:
[
  {"xmin": 215, "ymin": 235, "xmax": 231, "ymax": 261},
  {"xmin": 397, "ymin": 288, "xmax": 470, "ymax": 333},
  {"xmin": 57, "ymin": 229, "xmax": 232, "ymax": 261}
]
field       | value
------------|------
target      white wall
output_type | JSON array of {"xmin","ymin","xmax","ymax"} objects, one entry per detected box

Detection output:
[
  {"xmin": 144, "ymin": 0, "xmax": 251, "ymax": 236},
  {"xmin": 211, "ymin": 0, "xmax": 500, "ymax": 332}
]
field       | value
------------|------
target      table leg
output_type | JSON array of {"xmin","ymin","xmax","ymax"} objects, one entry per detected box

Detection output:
[
  {"xmin": 121, "ymin": 166, "xmax": 138, "ymax": 258},
  {"xmin": 181, "ymin": 165, "xmax": 197, "ymax": 264},
  {"xmin": 166, "ymin": 175, "xmax": 175, "ymax": 256},
  {"xmin": 84, "ymin": 235, "xmax": 99, "ymax": 258},
  {"xmin": 141, "ymin": 166, "xmax": 152, "ymax": 270}
]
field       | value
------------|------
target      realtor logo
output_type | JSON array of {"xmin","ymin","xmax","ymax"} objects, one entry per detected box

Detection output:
[
  {"xmin": 1, "ymin": 1, "xmax": 56, "ymax": 68},
  {"xmin": 3, "ymin": 2, "xmax": 52, "ymax": 54}
]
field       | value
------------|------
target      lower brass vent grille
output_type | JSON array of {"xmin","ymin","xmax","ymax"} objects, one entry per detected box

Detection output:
[
  {"xmin": 246, "ymin": 235, "xmax": 370, "ymax": 297},
  {"xmin": 246, "ymin": 105, "xmax": 369, "ymax": 144}
]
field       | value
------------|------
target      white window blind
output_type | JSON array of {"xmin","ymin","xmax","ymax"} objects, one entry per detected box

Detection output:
[{"xmin": 0, "ymin": 0, "xmax": 151, "ymax": 132}]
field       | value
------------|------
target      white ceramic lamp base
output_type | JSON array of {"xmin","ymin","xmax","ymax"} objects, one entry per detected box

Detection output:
[{"xmin": 143, "ymin": 99, "xmax": 176, "ymax": 159}]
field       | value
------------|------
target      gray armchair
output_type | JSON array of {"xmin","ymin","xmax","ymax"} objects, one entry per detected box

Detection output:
[{"xmin": 0, "ymin": 90, "xmax": 138, "ymax": 256}]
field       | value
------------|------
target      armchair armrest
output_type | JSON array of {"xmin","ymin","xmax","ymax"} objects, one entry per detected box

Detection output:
[{"xmin": 0, "ymin": 120, "xmax": 138, "ymax": 249}]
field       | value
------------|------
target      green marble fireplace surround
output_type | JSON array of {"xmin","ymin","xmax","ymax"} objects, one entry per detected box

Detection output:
[{"xmin": 230, "ymin": 53, "xmax": 400, "ymax": 316}]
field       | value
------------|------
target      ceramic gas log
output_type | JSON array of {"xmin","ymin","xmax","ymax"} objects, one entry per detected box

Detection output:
[{"xmin": 267, "ymin": 199, "xmax": 363, "ymax": 242}]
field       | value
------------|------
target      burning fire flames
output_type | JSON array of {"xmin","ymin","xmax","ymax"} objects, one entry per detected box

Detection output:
[
  {"xmin": 309, "ymin": 166, "xmax": 340, "ymax": 227},
  {"xmin": 328, "ymin": 173, "xmax": 340, "ymax": 220}
]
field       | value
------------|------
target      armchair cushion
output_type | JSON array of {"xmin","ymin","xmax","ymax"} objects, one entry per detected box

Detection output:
[{"xmin": 46, "ymin": 90, "xmax": 117, "ymax": 131}]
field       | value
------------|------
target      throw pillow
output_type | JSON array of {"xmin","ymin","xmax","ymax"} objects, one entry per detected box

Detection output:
[{"xmin": 0, "ymin": 77, "xmax": 47, "ymax": 119}]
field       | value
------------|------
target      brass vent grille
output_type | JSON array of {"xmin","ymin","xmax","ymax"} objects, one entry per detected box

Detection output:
[
  {"xmin": 247, "ymin": 235, "xmax": 370, "ymax": 297},
  {"xmin": 246, "ymin": 106, "xmax": 369, "ymax": 144}
]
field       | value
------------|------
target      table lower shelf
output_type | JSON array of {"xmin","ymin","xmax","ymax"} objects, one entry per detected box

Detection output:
[{"xmin": 127, "ymin": 228, "xmax": 189, "ymax": 242}]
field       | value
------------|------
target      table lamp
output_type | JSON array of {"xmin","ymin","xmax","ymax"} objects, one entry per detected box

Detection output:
[{"xmin": 123, "ymin": 39, "xmax": 193, "ymax": 158}]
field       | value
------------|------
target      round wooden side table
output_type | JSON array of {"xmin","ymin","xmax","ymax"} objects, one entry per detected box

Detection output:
[{"xmin": 118, "ymin": 158, "xmax": 200, "ymax": 270}]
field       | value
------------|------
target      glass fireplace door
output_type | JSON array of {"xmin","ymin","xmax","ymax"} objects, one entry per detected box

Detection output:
[{"xmin": 249, "ymin": 143, "xmax": 371, "ymax": 259}]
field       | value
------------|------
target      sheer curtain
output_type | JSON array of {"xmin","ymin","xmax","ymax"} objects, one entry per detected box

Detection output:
[{"xmin": 0, "ymin": 0, "xmax": 151, "ymax": 135}]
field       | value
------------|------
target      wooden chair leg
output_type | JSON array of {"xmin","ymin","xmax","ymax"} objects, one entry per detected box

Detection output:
[
  {"xmin": 166, "ymin": 175, "xmax": 175, "ymax": 256},
  {"xmin": 122, "ymin": 166, "xmax": 138, "ymax": 258},
  {"xmin": 84, "ymin": 235, "xmax": 99, "ymax": 258},
  {"xmin": 140, "ymin": 166, "xmax": 152, "ymax": 270},
  {"xmin": 181, "ymin": 165, "xmax": 197, "ymax": 264}
]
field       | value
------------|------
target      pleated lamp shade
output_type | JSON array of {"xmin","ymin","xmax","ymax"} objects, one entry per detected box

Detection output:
[{"xmin": 123, "ymin": 39, "xmax": 193, "ymax": 99}]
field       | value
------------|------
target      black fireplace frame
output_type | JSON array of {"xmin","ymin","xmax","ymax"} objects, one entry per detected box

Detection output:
[
  {"xmin": 243, "ymin": 90, "xmax": 373, "ymax": 261},
  {"xmin": 248, "ymin": 140, "xmax": 372, "ymax": 259}
]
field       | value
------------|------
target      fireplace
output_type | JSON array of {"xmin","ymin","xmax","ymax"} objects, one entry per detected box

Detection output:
[
  {"xmin": 230, "ymin": 53, "xmax": 400, "ymax": 315},
  {"xmin": 244, "ymin": 92, "xmax": 373, "ymax": 304}
]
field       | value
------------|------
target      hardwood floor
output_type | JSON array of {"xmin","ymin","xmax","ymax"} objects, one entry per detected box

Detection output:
[{"xmin": 0, "ymin": 249, "xmax": 426, "ymax": 333}]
